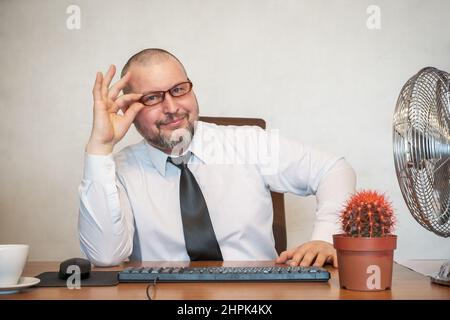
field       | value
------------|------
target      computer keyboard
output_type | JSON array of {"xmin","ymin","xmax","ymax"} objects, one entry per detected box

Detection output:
[{"xmin": 118, "ymin": 266, "xmax": 330, "ymax": 282}]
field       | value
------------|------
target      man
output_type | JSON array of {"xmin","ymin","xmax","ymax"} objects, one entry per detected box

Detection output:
[{"xmin": 79, "ymin": 48, "xmax": 356, "ymax": 267}]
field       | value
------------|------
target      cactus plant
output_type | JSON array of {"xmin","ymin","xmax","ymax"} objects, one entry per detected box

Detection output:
[{"xmin": 340, "ymin": 190, "xmax": 396, "ymax": 237}]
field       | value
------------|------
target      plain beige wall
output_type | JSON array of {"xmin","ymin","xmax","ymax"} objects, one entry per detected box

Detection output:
[{"xmin": 0, "ymin": 0, "xmax": 449, "ymax": 261}]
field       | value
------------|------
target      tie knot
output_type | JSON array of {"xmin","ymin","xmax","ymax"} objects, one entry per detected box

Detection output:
[{"xmin": 167, "ymin": 152, "xmax": 191, "ymax": 169}]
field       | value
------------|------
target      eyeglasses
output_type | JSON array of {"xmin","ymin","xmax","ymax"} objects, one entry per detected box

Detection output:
[{"xmin": 139, "ymin": 81, "xmax": 193, "ymax": 107}]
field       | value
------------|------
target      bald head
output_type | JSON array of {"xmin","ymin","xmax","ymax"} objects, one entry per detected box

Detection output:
[{"xmin": 121, "ymin": 48, "xmax": 187, "ymax": 93}]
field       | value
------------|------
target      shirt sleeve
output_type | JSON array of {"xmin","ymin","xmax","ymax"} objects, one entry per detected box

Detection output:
[
  {"xmin": 78, "ymin": 153, "xmax": 134, "ymax": 266},
  {"xmin": 259, "ymin": 130, "xmax": 356, "ymax": 244}
]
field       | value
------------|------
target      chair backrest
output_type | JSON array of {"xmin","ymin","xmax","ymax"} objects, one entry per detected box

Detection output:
[{"xmin": 199, "ymin": 116, "xmax": 287, "ymax": 255}]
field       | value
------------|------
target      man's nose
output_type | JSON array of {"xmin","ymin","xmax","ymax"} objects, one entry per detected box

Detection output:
[{"xmin": 162, "ymin": 94, "xmax": 178, "ymax": 114}]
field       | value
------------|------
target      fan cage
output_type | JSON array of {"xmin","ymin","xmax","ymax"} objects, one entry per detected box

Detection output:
[{"xmin": 393, "ymin": 67, "xmax": 450, "ymax": 238}]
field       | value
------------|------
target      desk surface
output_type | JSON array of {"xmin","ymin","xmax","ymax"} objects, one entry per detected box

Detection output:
[{"xmin": 1, "ymin": 261, "xmax": 449, "ymax": 300}]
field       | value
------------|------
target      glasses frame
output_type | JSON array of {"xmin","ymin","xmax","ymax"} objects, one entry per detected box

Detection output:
[{"xmin": 139, "ymin": 80, "xmax": 193, "ymax": 107}]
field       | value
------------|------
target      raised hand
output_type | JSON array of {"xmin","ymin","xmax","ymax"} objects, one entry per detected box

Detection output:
[{"xmin": 86, "ymin": 65, "xmax": 145, "ymax": 155}]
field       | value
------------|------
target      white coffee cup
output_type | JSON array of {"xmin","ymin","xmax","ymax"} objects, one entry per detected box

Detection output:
[{"xmin": 0, "ymin": 244, "xmax": 29, "ymax": 286}]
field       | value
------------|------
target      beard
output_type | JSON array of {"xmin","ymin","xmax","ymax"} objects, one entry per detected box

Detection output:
[{"xmin": 141, "ymin": 112, "xmax": 195, "ymax": 155}]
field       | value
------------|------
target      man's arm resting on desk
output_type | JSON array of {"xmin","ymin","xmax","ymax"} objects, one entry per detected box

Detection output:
[
  {"xmin": 263, "ymin": 136, "xmax": 356, "ymax": 267},
  {"xmin": 78, "ymin": 153, "xmax": 134, "ymax": 266}
]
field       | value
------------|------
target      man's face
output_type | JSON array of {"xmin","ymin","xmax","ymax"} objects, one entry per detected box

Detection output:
[{"xmin": 127, "ymin": 58, "xmax": 199, "ymax": 154}]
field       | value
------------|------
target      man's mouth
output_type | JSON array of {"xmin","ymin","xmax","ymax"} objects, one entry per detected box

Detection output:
[{"xmin": 160, "ymin": 114, "xmax": 187, "ymax": 129}]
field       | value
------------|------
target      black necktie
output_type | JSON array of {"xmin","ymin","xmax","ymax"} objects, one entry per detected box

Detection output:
[{"xmin": 168, "ymin": 153, "xmax": 223, "ymax": 261}]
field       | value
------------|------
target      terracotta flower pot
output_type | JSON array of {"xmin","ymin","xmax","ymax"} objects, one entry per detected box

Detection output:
[{"xmin": 333, "ymin": 234, "xmax": 397, "ymax": 291}]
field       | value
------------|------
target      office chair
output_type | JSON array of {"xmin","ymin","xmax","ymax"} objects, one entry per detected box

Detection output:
[{"xmin": 199, "ymin": 116, "xmax": 287, "ymax": 255}]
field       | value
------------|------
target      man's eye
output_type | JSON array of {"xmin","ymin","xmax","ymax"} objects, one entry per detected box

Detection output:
[
  {"xmin": 143, "ymin": 95, "xmax": 158, "ymax": 102},
  {"xmin": 172, "ymin": 86, "xmax": 185, "ymax": 94}
]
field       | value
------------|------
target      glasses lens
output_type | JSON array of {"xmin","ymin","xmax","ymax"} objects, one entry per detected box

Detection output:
[
  {"xmin": 170, "ymin": 82, "xmax": 192, "ymax": 97},
  {"xmin": 141, "ymin": 92, "xmax": 164, "ymax": 106}
]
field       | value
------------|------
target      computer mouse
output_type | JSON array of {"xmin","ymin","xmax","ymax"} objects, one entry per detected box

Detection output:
[{"xmin": 58, "ymin": 257, "xmax": 91, "ymax": 280}]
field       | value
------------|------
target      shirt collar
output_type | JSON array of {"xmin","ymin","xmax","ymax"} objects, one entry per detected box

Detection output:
[{"xmin": 143, "ymin": 141, "xmax": 169, "ymax": 176}]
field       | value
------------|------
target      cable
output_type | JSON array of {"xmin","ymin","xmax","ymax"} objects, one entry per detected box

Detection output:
[{"xmin": 146, "ymin": 277, "xmax": 158, "ymax": 300}]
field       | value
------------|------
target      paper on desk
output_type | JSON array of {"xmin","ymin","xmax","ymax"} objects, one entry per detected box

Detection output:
[{"xmin": 396, "ymin": 259, "xmax": 448, "ymax": 277}]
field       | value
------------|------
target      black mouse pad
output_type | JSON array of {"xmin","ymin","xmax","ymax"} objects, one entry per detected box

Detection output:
[{"xmin": 35, "ymin": 271, "xmax": 119, "ymax": 287}]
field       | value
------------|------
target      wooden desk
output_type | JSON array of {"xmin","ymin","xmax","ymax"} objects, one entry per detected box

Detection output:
[{"xmin": 1, "ymin": 261, "xmax": 449, "ymax": 300}]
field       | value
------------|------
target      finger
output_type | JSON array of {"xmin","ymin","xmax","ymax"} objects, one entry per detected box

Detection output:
[
  {"xmin": 330, "ymin": 251, "xmax": 338, "ymax": 268},
  {"xmin": 123, "ymin": 101, "xmax": 146, "ymax": 124},
  {"xmin": 290, "ymin": 248, "xmax": 307, "ymax": 266},
  {"xmin": 276, "ymin": 248, "xmax": 295, "ymax": 263},
  {"xmin": 92, "ymin": 72, "xmax": 103, "ymax": 102},
  {"xmin": 313, "ymin": 253, "xmax": 328, "ymax": 267},
  {"xmin": 115, "ymin": 93, "xmax": 144, "ymax": 112},
  {"xmin": 276, "ymin": 252, "xmax": 288, "ymax": 263},
  {"xmin": 102, "ymin": 65, "xmax": 116, "ymax": 99},
  {"xmin": 276, "ymin": 251, "xmax": 288, "ymax": 263},
  {"xmin": 108, "ymin": 71, "xmax": 131, "ymax": 100},
  {"xmin": 299, "ymin": 251, "xmax": 317, "ymax": 267}
]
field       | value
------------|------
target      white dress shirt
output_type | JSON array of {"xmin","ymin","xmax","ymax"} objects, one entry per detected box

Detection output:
[{"xmin": 78, "ymin": 121, "xmax": 356, "ymax": 266}]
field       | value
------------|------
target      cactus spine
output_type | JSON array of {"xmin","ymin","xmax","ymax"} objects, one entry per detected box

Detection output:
[{"xmin": 341, "ymin": 190, "xmax": 395, "ymax": 237}]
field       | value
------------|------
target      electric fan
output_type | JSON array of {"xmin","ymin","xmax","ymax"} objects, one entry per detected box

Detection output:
[{"xmin": 393, "ymin": 66, "xmax": 450, "ymax": 286}]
